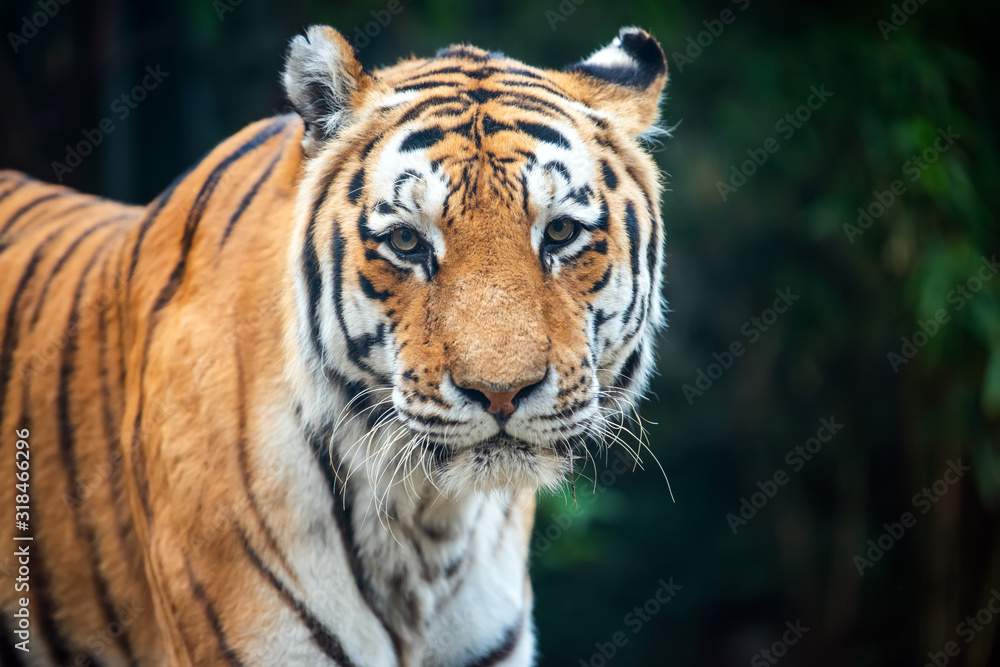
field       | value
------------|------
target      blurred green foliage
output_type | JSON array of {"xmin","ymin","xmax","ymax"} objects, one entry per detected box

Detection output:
[{"xmin": 1, "ymin": 0, "xmax": 997, "ymax": 664}]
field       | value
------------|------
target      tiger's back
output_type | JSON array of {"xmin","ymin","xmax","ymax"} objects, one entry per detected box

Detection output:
[
  {"xmin": 0, "ymin": 172, "xmax": 159, "ymax": 663},
  {"xmin": 0, "ymin": 110, "xmax": 306, "ymax": 664}
]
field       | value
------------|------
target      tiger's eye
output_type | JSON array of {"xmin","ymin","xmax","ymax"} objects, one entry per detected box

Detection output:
[
  {"xmin": 545, "ymin": 218, "xmax": 576, "ymax": 244},
  {"xmin": 390, "ymin": 227, "xmax": 420, "ymax": 253}
]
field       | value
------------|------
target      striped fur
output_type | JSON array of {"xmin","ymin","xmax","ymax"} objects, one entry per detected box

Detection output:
[{"xmin": 0, "ymin": 25, "xmax": 668, "ymax": 666}]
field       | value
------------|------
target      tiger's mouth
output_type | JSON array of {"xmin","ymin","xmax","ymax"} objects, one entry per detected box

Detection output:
[
  {"xmin": 473, "ymin": 434, "xmax": 577, "ymax": 457},
  {"xmin": 417, "ymin": 432, "xmax": 581, "ymax": 494}
]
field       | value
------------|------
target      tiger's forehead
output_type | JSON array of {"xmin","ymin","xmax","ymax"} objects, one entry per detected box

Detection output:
[
  {"xmin": 357, "ymin": 48, "xmax": 605, "ymax": 235},
  {"xmin": 375, "ymin": 45, "xmax": 579, "ymax": 103},
  {"xmin": 369, "ymin": 45, "xmax": 602, "ymax": 161}
]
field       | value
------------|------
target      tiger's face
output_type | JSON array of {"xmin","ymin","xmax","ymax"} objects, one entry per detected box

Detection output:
[{"xmin": 285, "ymin": 26, "xmax": 668, "ymax": 495}]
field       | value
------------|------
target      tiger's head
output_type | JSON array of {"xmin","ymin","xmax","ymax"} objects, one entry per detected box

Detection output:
[{"xmin": 283, "ymin": 26, "xmax": 668, "ymax": 496}]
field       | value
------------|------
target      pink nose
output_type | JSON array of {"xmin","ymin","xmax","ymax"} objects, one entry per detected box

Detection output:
[
  {"xmin": 479, "ymin": 389, "xmax": 519, "ymax": 416},
  {"xmin": 453, "ymin": 374, "xmax": 545, "ymax": 418}
]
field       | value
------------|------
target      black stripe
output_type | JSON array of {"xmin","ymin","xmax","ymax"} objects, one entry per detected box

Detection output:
[
  {"xmin": 563, "ymin": 184, "xmax": 593, "ymax": 207},
  {"xmin": 0, "ymin": 192, "xmax": 61, "ymax": 240},
  {"xmin": 520, "ymin": 172, "xmax": 531, "ymax": 219},
  {"xmin": 233, "ymin": 355, "xmax": 298, "ymax": 585},
  {"xmin": 0, "ymin": 178, "xmax": 28, "ymax": 209},
  {"xmin": 308, "ymin": 430, "xmax": 405, "ymax": 660},
  {"xmin": 543, "ymin": 160, "xmax": 570, "ymax": 183},
  {"xmin": 0, "ymin": 615, "xmax": 29, "ymax": 666},
  {"xmin": 614, "ymin": 346, "xmax": 643, "ymax": 390},
  {"xmin": 29, "ymin": 215, "xmax": 127, "ymax": 327},
  {"xmin": 237, "ymin": 528, "xmax": 356, "ymax": 666},
  {"xmin": 395, "ymin": 80, "xmax": 464, "ymax": 92},
  {"xmin": 219, "ymin": 133, "xmax": 287, "ymax": 250},
  {"xmin": 126, "ymin": 171, "xmax": 188, "ymax": 301},
  {"xmin": 463, "ymin": 619, "xmax": 523, "ymax": 667},
  {"xmin": 504, "ymin": 66, "xmax": 560, "ymax": 85},
  {"xmin": 96, "ymin": 255, "xmax": 136, "ymax": 576},
  {"xmin": 152, "ymin": 118, "xmax": 288, "ymax": 314},
  {"xmin": 18, "ymin": 386, "xmax": 77, "ymax": 665},
  {"xmin": 600, "ymin": 159, "xmax": 618, "ymax": 190},
  {"xmin": 331, "ymin": 228, "xmax": 379, "ymax": 370},
  {"xmin": 58, "ymin": 229, "xmax": 139, "ymax": 664},
  {"xmin": 624, "ymin": 201, "xmax": 641, "ymax": 278},
  {"xmin": 301, "ymin": 213, "xmax": 325, "ymax": 361},
  {"xmin": 437, "ymin": 45, "xmax": 494, "ymax": 61},
  {"xmin": 645, "ymin": 199, "xmax": 661, "ymax": 318},
  {"xmin": 621, "ymin": 201, "xmax": 641, "ymax": 325},
  {"xmin": 580, "ymin": 238, "xmax": 608, "ymax": 256},
  {"xmin": 592, "ymin": 197, "xmax": 610, "ymax": 232},
  {"xmin": 400, "ymin": 126, "xmax": 446, "ymax": 153},
  {"xmin": 358, "ymin": 272, "xmax": 390, "ymax": 301},
  {"xmin": 496, "ymin": 77, "xmax": 571, "ymax": 100},
  {"xmin": 397, "ymin": 65, "xmax": 475, "ymax": 83},
  {"xmin": 0, "ymin": 219, "xmax": 77, "ymax": 435},
  {"xmin": 299, "ymin": 146, "xmax": 356, "ymax": 363},
  {"xmin": 45, "ymin": 198, "xmax": 105, "ymax": 225},
  {"xmin": 128, "ymin": 164, "xmax": 177, "ymax": 523},
  {"xmin": 0, "ymin": 197, "xmax": 101, "ymax": 258},
  {"xmin": 517, "ymin": 121, "xmax": 569, "ymax": 149},
  {"xmin": 504, "ymin": 93, "xmax": 576, "ymax": 123},
  {"xmin": 397, "ymin": 408, "xmax": 462, "ymax": 427},
  {"xmin": 129, "ymin": 401, "xmax": 152, "ymax": 522},
  {"xmin": 347, "ymin": 168, "xmax": 365, "ymax": 205},
  {"xmin": 185, "ymin": 560, "xmax": 244, "ymax": 666},
  {"xmin": 397, "ymin": 93, "xmax": 468, "ymax": 126},
  {"xmin": 589, "ymin": 264, "xmax": 613, "ymax": 293}
]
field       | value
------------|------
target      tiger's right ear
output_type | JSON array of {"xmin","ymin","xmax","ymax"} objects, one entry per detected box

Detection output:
[
  {"xmin": 282, "ymin": 25, "xmax": 373, "ymax": 157},
  {"xmin": 561, "ymin": 27, "xmax": 668, "ymax": 138}
]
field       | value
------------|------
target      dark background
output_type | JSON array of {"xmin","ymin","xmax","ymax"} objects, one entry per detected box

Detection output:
[{"xmin": 2, "ymin": 1, "xmax": 998, "ymax": 665}]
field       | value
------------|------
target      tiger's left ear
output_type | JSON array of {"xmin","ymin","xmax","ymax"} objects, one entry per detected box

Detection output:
[
  {"xmin": 562, "ymin": 27, "xmax": 668, "ymax": 138},
  {"xmin": 282, "ymin": 25, "xmax": 375, "ymax": 157}
]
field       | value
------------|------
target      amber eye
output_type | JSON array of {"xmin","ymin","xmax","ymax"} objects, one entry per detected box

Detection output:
[
  {"xmin": 390, "ymin": 227, "xmax": 421, "ymax": 253},
  {"xmin": 545, "ymin": 218, "xmax": 577, "ymax": 245}
]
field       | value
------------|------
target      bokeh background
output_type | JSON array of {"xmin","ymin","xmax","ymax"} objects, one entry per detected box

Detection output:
[{"xmin": 2, "ymin": 0, "xmax": 998, "ymax": 665}]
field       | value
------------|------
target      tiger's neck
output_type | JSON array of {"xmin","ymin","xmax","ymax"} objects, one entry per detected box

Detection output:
[{"xmin": 279, "ymin": 370, "xmax": 534, "ymax": 664}]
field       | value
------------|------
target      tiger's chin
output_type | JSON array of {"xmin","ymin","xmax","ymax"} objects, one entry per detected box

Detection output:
[{"xmin": 433, "ymin": 434, "xmax": 576, "ymax": 496}]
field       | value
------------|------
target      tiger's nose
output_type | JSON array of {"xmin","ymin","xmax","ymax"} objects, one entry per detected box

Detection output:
[
  {"xmin": 480, "ymin": 389, "xmax": 519, "ymax": 416},
  {"xmin": 455, "ymin": 376, "xmax": 545, "ymax": 418}
]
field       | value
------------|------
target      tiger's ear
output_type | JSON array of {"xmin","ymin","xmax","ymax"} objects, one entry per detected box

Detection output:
[
  {"xmin": 563, "ymin": 27, "xmax": 668, "ymax": 138},
  {"xmin": 282, "ymin": 25, "xmax": 373, "ymax": 157}
]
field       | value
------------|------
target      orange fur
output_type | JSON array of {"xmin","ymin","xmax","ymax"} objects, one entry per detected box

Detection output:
[{"xmin": 0, "ymin": 24, "xmax": 667, "ymax": 665}]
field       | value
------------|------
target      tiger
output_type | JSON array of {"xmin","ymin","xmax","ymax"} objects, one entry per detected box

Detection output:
[{"xmin": 0, "ymin": 24, "xmax": 668, "ymax": 666}]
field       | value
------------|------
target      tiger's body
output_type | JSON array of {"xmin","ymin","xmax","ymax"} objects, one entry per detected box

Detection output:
[{"xmin": 0, "ymin": 26, "xmax": 668, "ymax": 666}]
